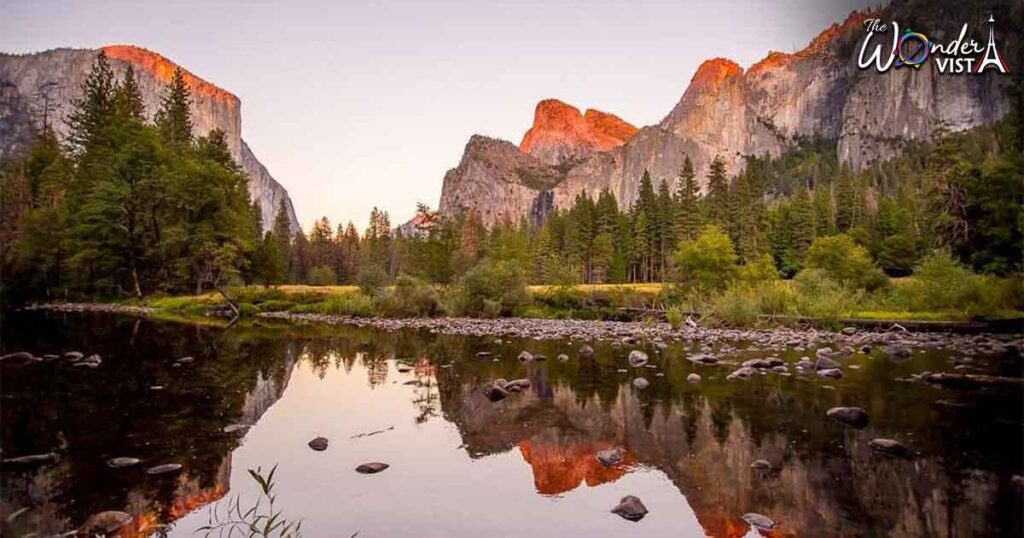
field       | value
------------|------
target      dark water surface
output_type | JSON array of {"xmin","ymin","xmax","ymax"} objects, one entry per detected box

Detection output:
[{"xmin": 1, "ymin": 311, "xmax": 1022, "ymax": 537}]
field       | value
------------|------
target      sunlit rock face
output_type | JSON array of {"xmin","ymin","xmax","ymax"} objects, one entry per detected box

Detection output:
[
  {"xmin": 0, "ymin": 45, "xmax": 299, "ymax": 233},
  {"xmin": 520, "ymin": 99, "xmax": 637, "ymax": 166},
  {"xmin": 439, "ymin": 2, "xmax": 1015, "ymax": 224}
]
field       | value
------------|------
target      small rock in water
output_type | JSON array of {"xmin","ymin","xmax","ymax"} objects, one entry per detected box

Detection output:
[
  {"xmin": 826, "ymin": 407, "xmax": 869, "ymax": 428},
  {"xmin": 727, "ymin": 367, "xmax": 755, "ymax": 380},
  {"xmin": 860, "ymin": 345, "xmax": 873, "ymax": 354},
  {"xmin": 80, "ymin": 511, "xmax": 133, "ymax": 535},
  {"xmin": 557, "ymin": 353, "xmax": 570, "ymax": 362},
  {"xmin": 176, "ymin": 356, "xmax": 194, "ymax": 364},
  {"xmin": 596, "ymin": 447, "xmax": 626, "ymax": 467},
  {"xmin": 687, "ymin": 373, "xmax": 702, "ymax": 383},
  {"xmin": 0, "ymin": 351, "xmax": 36, "ymax": 364},
  {"xmin": 308, "ymin": 437, "xmax": 329, "ymax": 451},
  {"xmin": 578, "ymin": 344, "xmax": 595, "ymax": 357},
  {"xmin": 632, "ymin": 377, "xmax": 650, "ymax": 390},
  {"xmin": 223, "ymin": 424, "xmax": 249, "ymax": 434},
  {"xmin": 505, "ymin": 378, "xmax": 531, "ymax": 391},
  {"xmin": 841, "ymin": 327, "xmax": 858, "ymax": 336},
  {"xmin": 146, "ymin": 463, "xmax": 182, "ymax": 475},
  {"xmin": 355, "ymin": 462, "xmax": 389, "ymax": 474},
  {"xmin": 742, "ymin": 513, "xmax": 776, "ymax": 531},
  {"xmin": 483, "ymin": 384, "xmax": 510, "ymax": 402},
  {"xmin": 64, "ymin": 351, "xmax": 84, "ymax": 361},
  {"xmin": 742, "ymin": 358, "xmax": 770, "ymax": 369},
  {"xmin": 815, "ymin": 356, "xmax": 841, "ymax": 370},
  {"xmin": 817, "ymin": 368, "xmax": 843, "ymax": 379},
  {"xmin": 611, "ymin": 495, "xmax": 648, "ymax": 522},
  {"xmin": 628, "ymin": 350, "xmax": 649, "ymax": 367},
  {"xmin": 869, "ymin": 438, "xmax": 912, "ymax": 458},
  {"xmin": 107, "ymin": 457, "xmax": 141, "ymax": 468},
  {"xmin": 532, "ymin": 354, "xmax": 547, "ymax": 361},
  {"xmin": 475, "ymin": 351, "xmax": 493, "ymax": 359},
  {"xmin": 396, "ymin": 364, "xmax": 413, "ymax": 373},
  {"xmin": 750, "ymin": 459, "xmax": 771, "ymax": 470},
  {"xmin": 2, "ymin": 452, "xmax": 58, "ymax": 465},
  {"xmin": 517, "ymin": 351, "xmax": 534, "ymax": 362},
  {"xmin": 885, "ymin": 346, "xmax": 912, "ymax": 361}
]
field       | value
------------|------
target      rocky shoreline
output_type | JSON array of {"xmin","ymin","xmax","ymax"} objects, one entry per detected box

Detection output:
[
  {"xmin": 257, "ymin": 311, "xmax": 1022, "ymax": 358},
  {"xmin": 25, "ymin": 302, "xmax": 157, "ymax": 315},
  {"xmin": 19, "ymin": 303, "xmax": 1023, "ymax": 358}
]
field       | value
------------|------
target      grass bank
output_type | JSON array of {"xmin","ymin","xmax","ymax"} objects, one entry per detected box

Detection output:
[{"xmin": 130, "ymin": 277, "xmax": 1022, "ymax": 331}]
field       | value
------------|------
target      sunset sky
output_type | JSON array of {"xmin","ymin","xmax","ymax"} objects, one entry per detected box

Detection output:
[{"xmin": 3, "ymin": 0, "xmax": 876, "ymax": 230}]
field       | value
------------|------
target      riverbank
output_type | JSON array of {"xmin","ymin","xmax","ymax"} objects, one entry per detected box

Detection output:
[
  {"xmin": 257, "ymin": 311, "xmax": 1022, "ymax": 357},
  {"xmin": 21, "ymin": 300, "xmax": 1021, "ymax": 359}
]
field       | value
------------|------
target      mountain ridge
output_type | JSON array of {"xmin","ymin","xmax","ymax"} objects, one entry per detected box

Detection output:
[{"xmin": 437, "ymin": 0, "xmax": 1016, "ymax": 227}]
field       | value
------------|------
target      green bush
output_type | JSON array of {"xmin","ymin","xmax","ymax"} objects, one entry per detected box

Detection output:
[
  {"xmin": 754, "ymin": 279, "xmax": 796, "ymax": 317},
  {"xmin": 737, "ymin": 253, "xmax": 779, "ymax": 283},
  {"xmin": 672, "ymin": 225, "xmax": 737, "ymax": 293},
  {"xmin": 909, "ymin": 250, "xmax": 1022, "ymax": 316},
  {"xmin": 806, "ymin": 234, "xmax": 888, "ymax": 291},
  {"xmin": 452, "ymin": 261, "xmax": 529, "ymax": 317},
  {"xmin": 356, "ymin": 265, "xmax": 389, "ymax": 296},
  {"xmin": 708, "ymin": 286, "xmax": 759, "ymax": 327},
  {"xmin": 793, "ymin": 269, "xmax": 859, "ymax": 327},
  {"xmin": 307, "ymin": 265, "xmax": 337, "ymax": 286},
  {"xmin": 375, "ymin": 274, "xmax": 444, "ymax": 317},
  {"xmin": 312, "ymin": 292, "xmax": 374, "ymax": 316},
  {"xmin": 665, "ymin": 305, "xmax": 686, "ymax": 329}
]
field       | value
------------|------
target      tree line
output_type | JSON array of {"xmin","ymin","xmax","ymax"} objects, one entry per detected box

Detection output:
[
  {"xmin": 1, "ymin": 52, "xmax": 264, "ymax": 300},
  {"xmin": 3, "ymin": 52, "xmax": 1021, "ymax": 302}
]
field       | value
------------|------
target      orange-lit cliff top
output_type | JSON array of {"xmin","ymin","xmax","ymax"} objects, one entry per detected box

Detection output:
[
  {"xmin": 689, "ymin": 57, "xmax": 743, "ymax": 90},
  {"xmin": 102, "ymin": 45, "xmax": 239, "ymax": 104},
  {"xmin": 748, "ymin": 10, "xmax": 874, "ymax": 74},
  {"xmin": 519, "ymin": 98, "xmax": 637, "ymax": 154}
]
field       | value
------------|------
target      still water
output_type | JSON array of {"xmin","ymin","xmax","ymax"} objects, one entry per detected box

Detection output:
[{"xmin": 1, "ymin": 311, "xmax": 1022, "ymax": 537}]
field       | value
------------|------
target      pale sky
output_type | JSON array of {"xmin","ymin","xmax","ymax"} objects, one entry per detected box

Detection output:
[{"xmin": 2, "ymin": 0, "xmax": 877, "ymax": 230}]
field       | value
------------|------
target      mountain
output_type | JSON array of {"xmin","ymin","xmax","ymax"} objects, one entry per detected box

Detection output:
[
  {"xmin": 519, "ymin": 99, "xmax": 637, "ymax": 166},
  {"xmin": 438, "ymin": 0, "xmax": 1016, "ymax": 226},
  {"xmin": 0, "ymin": 45, "xmax": 299, "ymax": 233}
]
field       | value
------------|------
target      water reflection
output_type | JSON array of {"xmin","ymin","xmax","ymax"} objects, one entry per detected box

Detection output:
[{"xmin": 2, "ymin": 312, "xmax": 1021, "ymax": 537}]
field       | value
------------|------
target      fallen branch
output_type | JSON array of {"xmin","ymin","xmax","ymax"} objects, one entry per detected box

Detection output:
[{"xmin": 354, "ymin": 426, "xmax": 397, "ymax": 438}]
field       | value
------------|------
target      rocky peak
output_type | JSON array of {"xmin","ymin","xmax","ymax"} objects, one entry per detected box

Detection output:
[
  {"xmin": 101, "ymin": 45, "xmax": 238, "ymax": 105},
  {"xmin": 520, "ymin": 98, "xmax": 637, "ymax": 166},
  {"xmin": 687, "ymin": 58, "xmax": 742, "ymax": 92}
]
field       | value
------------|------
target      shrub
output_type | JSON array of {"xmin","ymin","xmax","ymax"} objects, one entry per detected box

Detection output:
[
  {"xmin": 672, "ymin": 225, "xmax": 737, "ymax": 293},
  {"xmin": 356, "ymin": 265, "xmax": 388, "ymax": 296},
  {"xmin": 737, "ymin": 253, "xmax": 779, "ymax": 283},
  {"xmin": 306, "ymin": 292, "xmax": 373, "ymax": 317},
  {"xmin": 665, "ymin": 305, "xmax": 686, "ymax": 329},
  {"xmin": 909, "ymin": 250, "xmax": 1021, "ymax": 316},
  {"xmin": 876, "ymin": 234, "xmax": 918, "ymax": 277},
  {"xmin": 453, "ymin": 261, "xmax": 529, "ymax": 317},
  {"xmin": 806, "ymin": 234, "xmax": 888, "ymax": 291},
  {"xmin": 708, "ymin": 286, "xmax": 759, "ymax": 327},
  {"xmin": 754, "ymin": 279, "xmax": 796, "ymax": 317},
  {"xmin": 375, "ymin": 274, "xmax": 444, "ymax": 317},
  {"xmin": 307, "ymin": 265, "xmax": 336, "ymax": 286},
  {"xmin": 793, "ymin": 269, "xmax": 859, "ymax": 327}
]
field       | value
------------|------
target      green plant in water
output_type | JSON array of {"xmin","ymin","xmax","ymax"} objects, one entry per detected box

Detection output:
[{"xmin": 198, "ymin": 465, "xmax": 302, "ymax": 537}]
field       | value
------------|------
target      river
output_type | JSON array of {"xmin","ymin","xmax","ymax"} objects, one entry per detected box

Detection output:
[{"xmin": 1, "ymin": 311, "xmax": 1021, "ymax": 537}]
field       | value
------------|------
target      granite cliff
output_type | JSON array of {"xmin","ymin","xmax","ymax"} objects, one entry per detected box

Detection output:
[
  {"xmin": 0, "ymin": 45, "xmax": 299, "ymax": 232},
  {"xmin": 438, "ymin": 0, "xmax": 1017, "ymax": 226}
]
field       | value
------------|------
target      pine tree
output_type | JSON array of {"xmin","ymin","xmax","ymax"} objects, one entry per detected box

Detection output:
[
  {"xmin": 675, "ymin": 155, "xmax": 701, "ymax": 241},
  {"xmin": 270, "ymin": 199, "xmax": 293, "ymax": 281},
  {"xmin": 112, "ymin": 65, "xmax": 145, "ymax": 121},
  {"xmin": 67, "ymin": 51, "xmax": 115, "ymax": 153},
  {"xmin": 813, "ymin": 186, "xmax": 834, "ymax": 237},
  {"xmin": 705, "ymin": 155, "xmax": 729, "ymax": 226},
  {"xmin": 155, "ymin": 68, "xmax": 193, "ymax": 148}
]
